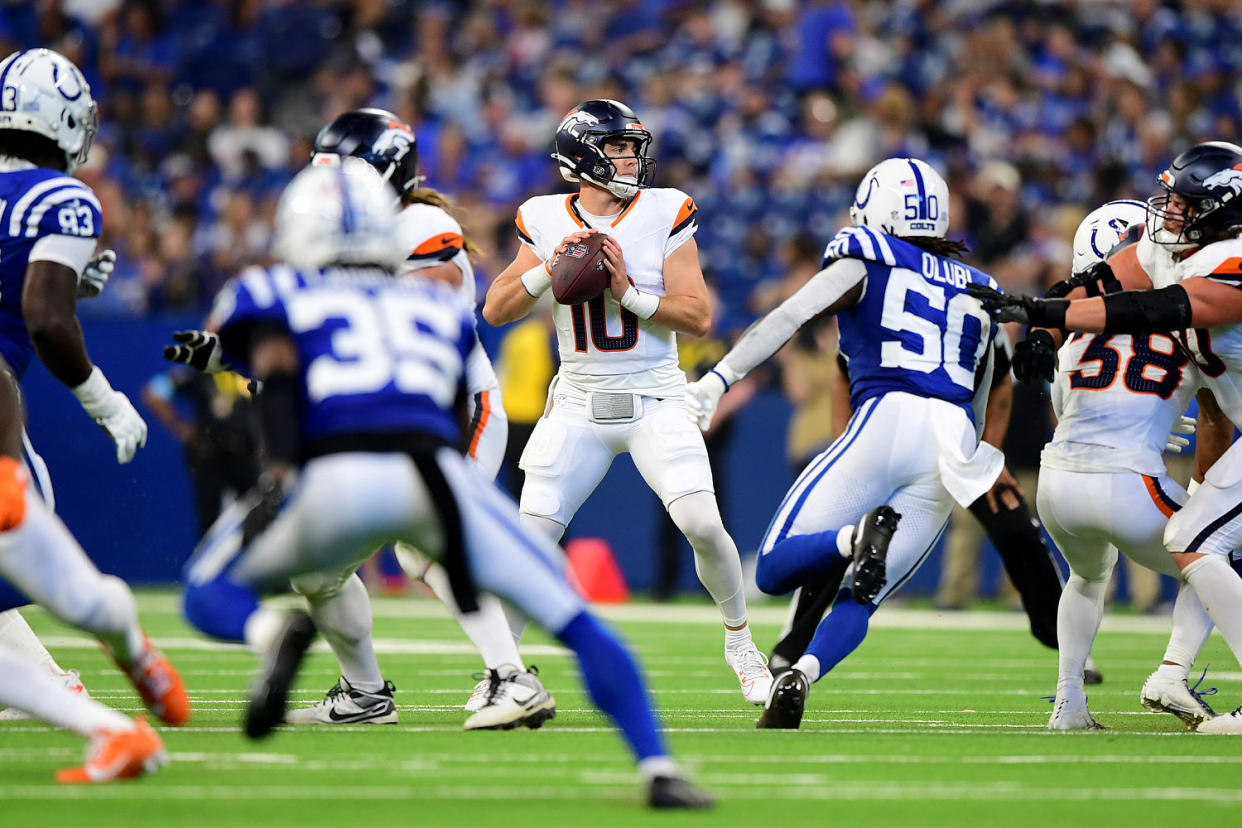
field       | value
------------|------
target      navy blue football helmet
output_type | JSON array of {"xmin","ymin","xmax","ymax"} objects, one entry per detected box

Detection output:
[
  {"xmin": 311, "ymin": 108, "xmax": 421, "ymax": 197},
  {"xmin": 1147, "ymin": 141, "xmax": 1242, "ymax": 247},
  {"xmin": 552, "ymin": 99, "xmax": 654, "ymax": 199}
]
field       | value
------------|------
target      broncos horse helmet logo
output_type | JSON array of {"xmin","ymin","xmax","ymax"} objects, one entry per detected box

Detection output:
[{"xmin": 1203, "ymin": 164, "xmax": 1242, "ymax": 199}]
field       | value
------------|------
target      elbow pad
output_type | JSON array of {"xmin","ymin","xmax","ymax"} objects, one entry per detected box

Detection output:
[{"xmin": 1101, "ymin": 284, "xmax": 1191, "ymax": 334}]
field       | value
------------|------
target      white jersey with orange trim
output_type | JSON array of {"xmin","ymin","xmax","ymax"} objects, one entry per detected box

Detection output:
[
  {"xmin": 1172, "ymin": 236, "xmax": 1242, "ymax": 424},
  {"xmin": 1043, "ymin": 330, "xmax": 1201, "ymax": 476},
  {"xmin": 515, "ymin": 187, "xmax": 699, "ymax": 397},
  {"xmin": 396, "ymin": 200, "xmax": 506, "ymax": 478}
]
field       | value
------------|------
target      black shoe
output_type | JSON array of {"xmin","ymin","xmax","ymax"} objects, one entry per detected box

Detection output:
[
  {"xmin": 1083, "ymin": 667, "xmax": 1104, "ymax": 686},
  {"xmin": 647, "ymin": 775, "xmax": 714, "ymax": 809},
  {"xmin": 246, "ymin": 611, "xmax": 316, "ymax": 739},
  {"xmin": 851, "ymin": 506, "xmax": 901, "ymax": 604},
  {"xmin": 756, "ymin": 668, "xmax": 809, "ymax": 729}
]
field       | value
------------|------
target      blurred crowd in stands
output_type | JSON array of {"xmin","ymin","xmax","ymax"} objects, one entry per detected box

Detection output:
[
  {"xmin": 14, "ymin": 0, "xmax": 1232, "ymax": 604},
  {"xmin": 4, "ymin": 0, "xmax": 1239, "ymax": 329}
]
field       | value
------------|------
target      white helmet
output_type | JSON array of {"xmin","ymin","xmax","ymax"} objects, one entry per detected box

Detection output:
[
  {"xmin": 1071, "ymin": 199, "xmax": 1147, "ymax": 275},
  {"xmin": 273, "ymin": 157, "xmax": 403, "ymax": 271},
  {"xmin": 0, "ymin": 49, "xmax": 98, "ymax": 172},
  {"xmin": 849, "ymin": 157, "xmax": 950, "ymax": 239}
]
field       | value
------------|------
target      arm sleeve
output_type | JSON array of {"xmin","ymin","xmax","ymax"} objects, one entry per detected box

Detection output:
[
  {"xmin": 715, "ymin": 257, "xmax": 867, "ymax": 384},
  {"xmin": 28, "ymin": 234, "xmax": 96, "ymax": 276}
]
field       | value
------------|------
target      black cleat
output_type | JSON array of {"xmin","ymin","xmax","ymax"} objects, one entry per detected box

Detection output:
[
  {"xmin": 246, "ymin": 611, "xmax": 316, "ymax": 740},
  {"xmin": 647, "ymin": 775, "xmax": 714, "ymax": 810},
  {"xmin": 1083, "ymin": 667, "xmax": 1104, "ymax": 686},
  {"xmin": 851, "ymin": 505, "xmax": 901, "ymax": 604},
  {"xmin": 756, "ymin": 668, "xmax": 809, "ymax": 729}
]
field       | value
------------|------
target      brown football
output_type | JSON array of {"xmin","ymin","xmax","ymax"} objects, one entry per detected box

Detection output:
[{"xmin": 550, "ymin": 232, "xmax": 610, "ymax": 305}]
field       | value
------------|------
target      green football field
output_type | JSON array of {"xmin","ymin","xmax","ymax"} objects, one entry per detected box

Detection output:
[{"xmin": 3, "ymin": 590, "xmax": 1241, "ymax": 828}]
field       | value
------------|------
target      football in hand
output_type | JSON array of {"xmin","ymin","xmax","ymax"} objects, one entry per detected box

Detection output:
[{"xmin": 550, "ymin": 233, "xmax": 610, "ymax": 305}]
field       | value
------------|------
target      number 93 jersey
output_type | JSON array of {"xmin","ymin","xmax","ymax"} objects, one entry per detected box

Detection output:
[
  {"xmin": 827, "ymin": 226, "xmax": 997, "ymax": 422},
  {"xmin": 0, "ymin": 166, "xmax": 101, "ymax": 378},
  {"xmin": 208, "ymin": 264, "xmax": 475, "ymax": 447},
  {"xmin": 514, "ymin": 188, "xmax": 698, "ymax": 397},
  {"xmin": 1044, "ymin": 331, "xmax": 1201, "ymax": 476}
]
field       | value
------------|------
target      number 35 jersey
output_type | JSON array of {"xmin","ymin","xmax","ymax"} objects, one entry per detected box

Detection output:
[
  {"xmin": 1044, "ymin": 331, "xmax": 1201, "ymax": 476},
  {"xmin": 209, "ymin": 265, "xmax": 474, "ymax": 448},
  {"xmin": 514, "ymin": 188, "xmax": 698, "ymax": 397},
  {"xmin": 0, "ymin": 166, "xmax": 102, "ymax": 378}
]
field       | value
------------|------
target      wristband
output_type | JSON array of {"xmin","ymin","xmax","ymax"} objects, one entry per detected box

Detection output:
[
  {"xmin": 1029, "ymin": 298, "xmax": 1068, "ymax": 330},
  {"xmin": 620, "ymin": 285, "xmax": 660, "ymax": 320},
  {"xmin": 519, "ymin": 261, "xmax": 552, "ymax": 297},
  {"xmin": 708, "ymin": 369, "xmax": 730, "ymax": 392},
  {"xmin": 712, "ymin": 364, "xmax": 742, "ymax": 388},
  {"xmin": 70, "ymin": 366, "xmax": 112, "ymax": 413}
]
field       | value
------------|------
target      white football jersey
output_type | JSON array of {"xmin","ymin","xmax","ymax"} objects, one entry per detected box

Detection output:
[
  {"xmin": 514, "ymin": 187, "xmax": 699, "ymax": 397},
  {"xmin": 397, "ymin": 201, "xmax": 477, "ymax": 306},
  {"xmin": 1044, "ymin": 330, "xmax": 1200, "ymax": 476},
  {"xmin": 1172, "ymin": 237, "xmax": 1242, "ymax": 423},
  {"xmin": 396, "ymin": 201, "xmax": 498, "ymax": 399}
]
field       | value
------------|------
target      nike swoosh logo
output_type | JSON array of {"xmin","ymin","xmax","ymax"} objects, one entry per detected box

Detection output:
[{"xmin": 327, "ymin": 704, "xmax": 389, "ymax": 722}]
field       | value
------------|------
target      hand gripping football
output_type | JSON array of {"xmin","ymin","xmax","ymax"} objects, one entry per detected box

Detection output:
[{"xmin": 550, "ymin": 233, "xmax": 610, "ymax": 305}]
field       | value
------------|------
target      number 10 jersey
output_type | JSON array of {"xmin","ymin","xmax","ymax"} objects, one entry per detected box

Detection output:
[{"xmin": 514, "ymin": 188, "xmax": 698, "ymax": 397}]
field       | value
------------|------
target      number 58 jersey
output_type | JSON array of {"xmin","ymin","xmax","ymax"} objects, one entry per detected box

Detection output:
[
  {"xmin": 209, "ymin": 264, "xmax": 474, "ymax": 448},
  {"xmin": 514, "ymin": 188, "xmax": 699, "ymax": 397},
  {"xmin": 1043, "ymin": 331, "xmax": 1201, "ymax": 476}
]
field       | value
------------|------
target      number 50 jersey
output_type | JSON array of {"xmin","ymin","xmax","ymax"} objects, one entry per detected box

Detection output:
[
  {"xmin": 209, "ymin": 265, "xmax": 475, "ymax": 448},
  {"xmin": 827, "ymin": 226, "xmax": 998, "ymax": 424}
]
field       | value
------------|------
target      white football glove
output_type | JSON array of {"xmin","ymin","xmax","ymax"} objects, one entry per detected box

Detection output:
[
  {"xmin": 77, "ymin": 248, "xmax": 115, "ymax": 299},
  {"xmin": 163, "ymin": 330, "xmax": 226, "ymax": 373},
  {"xmin": 71, "ymin": 367, "xmax": 148, "ymax": 463},
  {"xmin": 684, "ymin": 370, "xmax": 728, "ymax": 431},
  {"xmin": 1165, "ymin": 415, "xmax": 1195, "ymax": 454}
]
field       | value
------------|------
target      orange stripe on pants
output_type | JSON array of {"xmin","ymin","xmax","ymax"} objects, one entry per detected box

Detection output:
[
  {"xmin": 1142, "ymin": 475, "xmax": 1175, "ymax": 518},
  {"xmin": 468, "ymin": 391, "xmax": 490, "ymax": 459}
]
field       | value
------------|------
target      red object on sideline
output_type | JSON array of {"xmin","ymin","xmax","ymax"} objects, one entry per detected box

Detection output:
[{"xmin": 565, "ymin": 538, "xmax": 630, "ymax": 603}]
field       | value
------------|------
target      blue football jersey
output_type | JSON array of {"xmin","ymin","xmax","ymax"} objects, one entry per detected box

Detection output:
[
  {"xmin": 825, "ymin": 226, "xmax": 998, "ymax": 419},
  {"xmin": 210, "ymin": 265, "xmax": 474, "ymax": 447},
  {"xmin": 0, "ymin": 167, "xmax": 102, "ymax": 378}
]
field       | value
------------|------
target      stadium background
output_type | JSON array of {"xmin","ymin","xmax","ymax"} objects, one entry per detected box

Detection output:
[{"xmin": 10, "ymin": 0, "xmax": 1241, "ymax": 596}]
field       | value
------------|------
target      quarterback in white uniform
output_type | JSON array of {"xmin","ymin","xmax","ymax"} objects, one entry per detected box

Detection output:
[
  {"xmin": 1032, "ymin": 200, "xmax": 1216, "ymax": 730},
  {"xmin": 482, "ymin": 99, "xmax": 772, "ymax": 704},
  {"xmin": 972, "ymin": 141, "xmax": 1242, "ymax": 733}
]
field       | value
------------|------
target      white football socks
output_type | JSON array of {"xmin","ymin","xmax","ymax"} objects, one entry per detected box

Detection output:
[
  {"xmin": 792, "ymin": 654, "xmax": 822, "ymax": 683},
  {"xmin": 1181, "ymin": 555, "xmax": 1242, "ymax": 668},
  {"xmin": 1159, "ymin": 583, "xmax": 1213, "ymax": 681},
  {"xmin": 668, "ymin": 492, "xmax": 749, "ymax": 628},
  {"xmin": 0, "ymin": 647, "xmax": 130, "ymax": 736},
  {"xmin": 295, "ymin": 572, "xmax": 385, "ymax": 693},
  {"xmin": 423, "ymin": 561, "xmax": 525, "ymax": 671},
  {"xmin": 0, "ymin": 609, "xmax": 63, "ymax": 674},
  {"xmin": 1056, "ymin": 573, "xmax": 1107, "ymax": 692}
]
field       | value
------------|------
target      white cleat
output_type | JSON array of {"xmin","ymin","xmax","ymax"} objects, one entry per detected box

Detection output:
[
  {"xmin": 1140, "ymin": 672, "xmax": 1215, "ymax": 729},
  {"xmin": 284, "ymin": 677, "xmax": 398, "ymax": 725},
  {"xmin": 463, "ymin": 676, "xmax": 490, "ymax": 713},
  {"xmin": 1196, "ymin": 705, "xmax": 1242, "ymax": 734},
  {"xmin": 1049, "ymin": 689, "xmax": 1105, "ymax": 731},
  {"xmin": 462, "ymin": 664, "xmax": 556, "ymax": 731},
  {"xmin": 0, "ymin": 669, "xmax": 88, "ymax": 722},
  {"xmin": 725, "ymin": 643, "xmax": 774, "ymax": 706}
]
